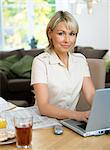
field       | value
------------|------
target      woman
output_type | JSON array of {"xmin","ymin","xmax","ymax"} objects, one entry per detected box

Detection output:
[{"xmin": 31, "ymin": 11, "xmax": 95, "ymax": 122}]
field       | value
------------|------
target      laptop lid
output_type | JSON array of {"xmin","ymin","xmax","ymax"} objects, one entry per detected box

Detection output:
[
  {"xmin": 61, "ymin": 88, "xmax": 110, "ymax": 136},
  {"xmin": 86, "ymin": 88, "xmax": 110, "ymax": 132}
]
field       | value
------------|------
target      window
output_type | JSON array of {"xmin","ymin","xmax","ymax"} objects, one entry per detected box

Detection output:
[{"xmin": 0, "ymin": 0, "xmax": 56, "ymax": 50}]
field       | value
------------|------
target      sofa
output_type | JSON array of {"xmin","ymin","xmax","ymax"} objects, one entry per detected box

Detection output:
[
  {"xmin": 76, "ymin": 58, "xmax": 106, "ymax": 111},
  {"xmin": 0, "ymin": 46, "xmax": 109, "ymax": 107},
  {"xmin": 74, "ymin": 46, "xmax": 109, "ymax": 88},
  {"xmin": 0, "ymin": 48, "xmax": 44, "ymax": 106}
]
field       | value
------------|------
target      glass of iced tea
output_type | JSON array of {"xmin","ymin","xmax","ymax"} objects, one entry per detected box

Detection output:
[{"xmin": 14, "ymin": 113, "xmax": 33, "ymax": 149}]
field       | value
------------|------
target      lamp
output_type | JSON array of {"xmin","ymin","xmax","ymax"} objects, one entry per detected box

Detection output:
[
  {"xmin": 87, "ymin": 0, "xmax": 93, "ymax": 14},
  {"xmin": 69, "ymin": 0, "xmax": 102, "ymax": 15}
]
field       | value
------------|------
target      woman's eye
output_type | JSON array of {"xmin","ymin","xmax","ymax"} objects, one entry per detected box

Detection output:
[
  {"xmin": 58, "ymin": 32, "xmax": 64, "ymax": 35},
  {"xmin": 70, "ymin": 32, "xmax": 76, "ymax": 36}
]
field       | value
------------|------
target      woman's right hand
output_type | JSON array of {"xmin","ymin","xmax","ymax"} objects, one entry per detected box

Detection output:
[{"xmin": 72, "ymin": 110, "xmax": 90, "ymax": 123}]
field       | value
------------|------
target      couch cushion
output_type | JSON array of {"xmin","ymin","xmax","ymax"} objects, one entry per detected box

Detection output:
[
  {"xmin": 74, "ymin": 46, "xmax": 108, "ymax": 59},
  {"xmin": 11, "ymin": 55, "xmax": 34, "ymax": 78},
  {"xmin": 87, "ymin": 58, "xmax": 105, "ymax": 89},
  {"xmin": 8, "ymin": 79, "xmax": 31, "ymax": 92}
]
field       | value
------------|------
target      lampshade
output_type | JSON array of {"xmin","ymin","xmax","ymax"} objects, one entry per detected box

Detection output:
[{"xmin": 69, "ymin": 0, "xmax": 102, "ymax": 15}]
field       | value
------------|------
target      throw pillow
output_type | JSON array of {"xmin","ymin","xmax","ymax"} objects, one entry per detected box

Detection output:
[
  {"xmin": 74, "ymin": 46, "xmax": 108, "ymax": 59},
  {"xmin": 11, "ymin": 55, "xmax": 34, "ymax": 78},
  {"xmin": 105, "ymin": 58, "xmax": 110, "ymax": 72},
  {"xmin": 0, "ymin": 55, "xmax": 20, "ymax": 78}
]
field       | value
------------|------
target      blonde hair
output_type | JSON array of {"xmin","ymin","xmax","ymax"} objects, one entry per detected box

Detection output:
[{"xmin": 46, "ymin": 11, "xmax": 79, "ymax": 51}]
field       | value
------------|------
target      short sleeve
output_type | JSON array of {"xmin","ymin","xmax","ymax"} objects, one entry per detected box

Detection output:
[
  {"xmin": 31, "ymin": 57, "xmax": 47, "ymax": 85},
  {"xmin": 82, "ymin": 55, "xmax": 90, "ymax": 77}
]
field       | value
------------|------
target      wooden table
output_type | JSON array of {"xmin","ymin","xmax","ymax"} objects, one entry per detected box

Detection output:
[{"xmin": 0, "ymin": 127, "xmax": 110, "ymax": 150}]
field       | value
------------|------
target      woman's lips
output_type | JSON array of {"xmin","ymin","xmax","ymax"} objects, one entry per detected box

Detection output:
[{"xmin": 61, "ymin": 45, "xmax": 70, "ymax": 48}]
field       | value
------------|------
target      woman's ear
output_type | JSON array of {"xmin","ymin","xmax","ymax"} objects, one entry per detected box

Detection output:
[{"xmin": 48, "ymin": 28, "xmax": 52, "ymax": 40}]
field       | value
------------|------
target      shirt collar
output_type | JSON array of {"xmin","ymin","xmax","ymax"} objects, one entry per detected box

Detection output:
[
  {"xmin": 49, "ymin": 51, "xmax": 71, "ymax": 66},
  {"xmin": 49, "ymin": 51, "xmax": 63, "ymax": 66}
]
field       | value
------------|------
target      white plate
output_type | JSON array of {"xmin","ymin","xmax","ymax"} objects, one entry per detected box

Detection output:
[{"xmin": 0, "ymin": 138, "xmax": 16, "ymax": 145}]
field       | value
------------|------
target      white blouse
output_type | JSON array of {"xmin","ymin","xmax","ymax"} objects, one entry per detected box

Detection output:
[{"xmin": 31, "ymin": 50, "xmax": 90, "ymax": 110}]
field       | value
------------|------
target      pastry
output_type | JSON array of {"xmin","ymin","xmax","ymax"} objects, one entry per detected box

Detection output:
[
  {"xmin": 0, "ymin": 130, "xmax": 8, "ymax": 142},
  {"xmin": 7, "ymin": 130, "xmax": 15, "ymax": 139}
]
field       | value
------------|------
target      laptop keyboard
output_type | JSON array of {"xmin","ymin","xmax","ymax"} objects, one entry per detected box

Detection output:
[{"xmin": 77, "ymin": 121, "xmax": 87, "ymax": 130}]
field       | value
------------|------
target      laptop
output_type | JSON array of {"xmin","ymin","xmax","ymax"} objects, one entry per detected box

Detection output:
[{"xmin": 60, "ymin": 88, "xmax": 110, "ymax": 137}]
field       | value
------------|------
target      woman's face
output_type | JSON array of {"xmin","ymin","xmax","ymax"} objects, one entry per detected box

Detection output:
[{"xmin": 49, "ymin": 21, "xmax": 77, "ymax": 54}]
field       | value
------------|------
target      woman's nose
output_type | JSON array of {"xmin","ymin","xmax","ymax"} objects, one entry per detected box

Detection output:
[{"xmin": 64, "ymin": 35, "xmax": 70, "ymax": 42}]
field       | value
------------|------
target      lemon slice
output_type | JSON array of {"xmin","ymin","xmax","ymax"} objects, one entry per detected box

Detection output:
[{"xmin": 0, "ymin": 118, "xmax": 7, "ymax": 128}]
